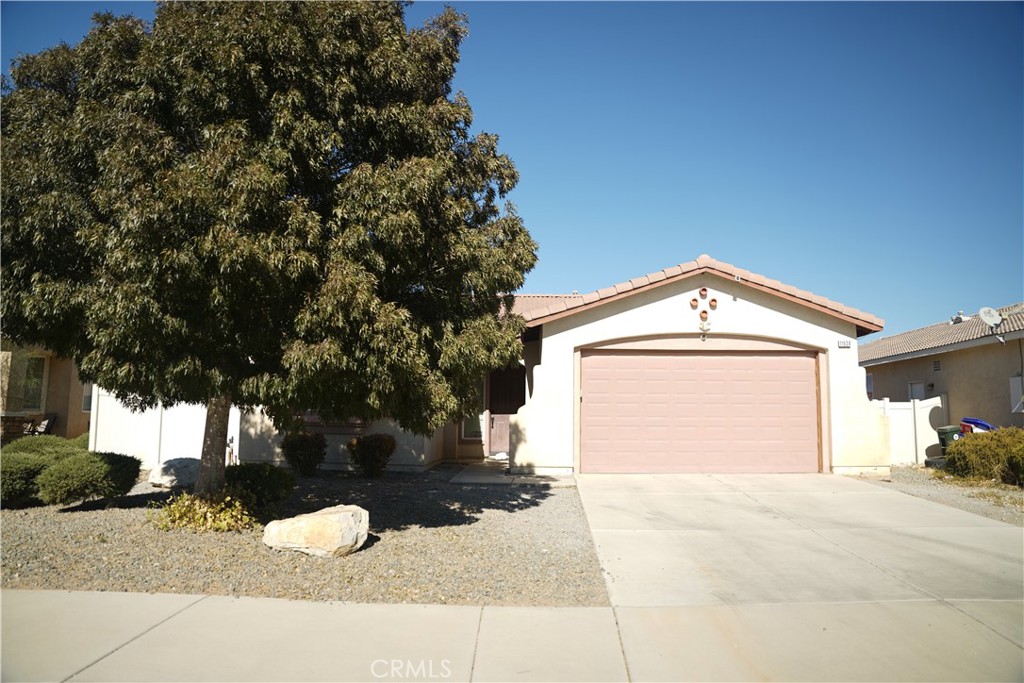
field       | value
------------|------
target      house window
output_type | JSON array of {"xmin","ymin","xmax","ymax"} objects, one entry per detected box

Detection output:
[
  {"xmin": 865, "ymin": 373, "xmax": 873, "ymax": 400},
  {"xmin": 293, "ymin": 411, "xmax": 367, "ymax": 436},
  {"xmin": 1011, "ymin": 377, "xmax": 1024, "ymax": 414},
  {"xmin": 459, "ymin": 382, "xmax": 486, "ymax": 442},
  {"xmin": 21, "ymin": 356, "xmax": 47, "ymax": 413},
  {"xmin": 82, "ymin": 383, "xmax": 94, "ymax": 412}
]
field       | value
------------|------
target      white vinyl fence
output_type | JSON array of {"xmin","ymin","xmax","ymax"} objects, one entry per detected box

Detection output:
[{"xmin": 872, "ymin": 395, "xmax": 948, "ymax": 466}]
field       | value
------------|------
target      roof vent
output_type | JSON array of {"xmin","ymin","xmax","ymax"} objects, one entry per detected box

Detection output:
[{"xmin": 950, "ymin": 311, "xmax": 971, "ymax": 324}]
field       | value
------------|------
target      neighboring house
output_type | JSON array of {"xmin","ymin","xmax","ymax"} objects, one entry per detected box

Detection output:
[
  {"xmin": 92, "ymin": 254, "xmax": 890, "ymax": 474},
  {"xmin": 0, "ymin": 339, "xmax": 92, "ymax": 444},
  {"xmin": 859, "ymin": 303, "xmax": 1024, "ymax": 429}
]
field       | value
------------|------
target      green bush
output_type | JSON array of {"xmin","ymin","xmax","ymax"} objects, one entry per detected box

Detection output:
[
  {"xmin": 0, "ymin": 453, "xmax": 55, "ymax": 507},
  {"xmin": 69, "ymin": 432, "xmax": 90, "ymax": 449},
  {"xmin": 280, "ymin": 431, "xmax": 326, "ymax": 476},
  {"xmin": 347, "ymin": 433, "xmax": 396, "ymax": 478},
  {"xmin": 1, "ymin": 437, "xmax": 84, "ymax": 507},
  {"xmin": 150, "ymin": 491, "xmax": 255, "ymax": 532},
  {"xmin": 225, "ymin": 462, "xmax": 296, "ymax": 515},
  {"xmin": 1004, "ymin": 453, "xmax": 1024, "ymax": 488},
  {"xmin": 945, "ymin": 427, "xmax": 1024, "ymax": 487},
  {"xmin": 35, "ymin": 451, "xmax": 141, "ymax": 506},
  {"xmin": 3, "ymin": 434, "xmax": 87, "ymax": 459}
]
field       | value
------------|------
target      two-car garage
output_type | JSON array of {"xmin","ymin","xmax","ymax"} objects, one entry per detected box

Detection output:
[
  {"xmin": 510, "ymin": 255, "xmax": 886, "ymax": 477},
  {"xmin": 579, "ymin": 350, "xmax": 821, "ymax": 474}
]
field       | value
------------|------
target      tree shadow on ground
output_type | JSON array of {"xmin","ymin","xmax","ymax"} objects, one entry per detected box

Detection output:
[
  {"xmin": 58, "ymin": 489, "xmax": 174, "ymax": 513},
  {"xmin": 49, "ymin": 463, "xmax": 556, "ymax": 531},
  {"xmin": 282, "ymin": 463, "xmax": 555, "ymax": 532}
]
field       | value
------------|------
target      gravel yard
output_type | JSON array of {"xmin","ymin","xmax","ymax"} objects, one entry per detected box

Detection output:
[
  {"xmin": 5, "ymin": 462, "xmax": 1018, "ymax": 607},
  {"xmin": 1, "ymin": 464, "xmax": 610, "ymax": 606},
  {"xmin": 857, "ymin": 465, "xmax": 1024, "ymax": 527}
]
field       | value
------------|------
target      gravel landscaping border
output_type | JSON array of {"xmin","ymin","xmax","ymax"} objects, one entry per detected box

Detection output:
[
  {"xmin": 856, "ymin": 465, "xmax": 1024, "ymax": 527},
  {"xmin": 1, "ymin": 464, "xmax": 610, "ymax": 606}
]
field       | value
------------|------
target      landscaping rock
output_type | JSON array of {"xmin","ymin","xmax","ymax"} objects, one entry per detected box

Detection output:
[
  {"xmin": 148, "ymin": 458, "xmax": 200, "ymax": 488},
  {"xmin": 262, "ymin": 504, "xmax": 369, "ymax": 558}
]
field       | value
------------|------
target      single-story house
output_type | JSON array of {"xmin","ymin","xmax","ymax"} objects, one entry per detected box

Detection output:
[
  {"xmin": 92, "ymin": 254, "xmax": 891, "ymax": 475},
  {"xmin": 0, "ymin": 339, "xmax": 92, "ymax": 445},
  {"xmin": 859, "ymin": 302, "xmax": 1024, "ymax": 429}
]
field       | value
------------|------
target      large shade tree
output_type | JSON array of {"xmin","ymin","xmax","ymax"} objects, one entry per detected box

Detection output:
[{"xmin": 1, "ymin": 1, "xmax": 536, "ymax": 493}]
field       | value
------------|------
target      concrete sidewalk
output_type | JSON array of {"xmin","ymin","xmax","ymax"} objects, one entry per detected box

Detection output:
[{"xmin": 1, "ymin": 590, "xmax": 627, "ymax": 682}]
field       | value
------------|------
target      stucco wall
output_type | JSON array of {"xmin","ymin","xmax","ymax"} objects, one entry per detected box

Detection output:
[
  {"xmin": 233, "ymin": 410, "xmax": 446, "ymax": 472},
  {"xmin": 1, "ymin": 342, "xmax": 90, "ymax": 439},
  {"xmin": 866, "ymin": 337, "xmax": 1024, "ymax": 429},
  {"xmin": 93, "ymin": 390, "xmax": 446, "ymax": 472},
  {"xmin": 440, "ymin": 421, "xmax": 488, "ymax": 462},
  {"xmin": 45, "ymin": 356, "xmax": 91, "ymax": 438},
  {"xmin": 510, "ymin": 273, "xmax": 889, "ymax": 474},
  {"xmin": 93, "ymin": 390, "xmax": 444, "ymax": 472}
]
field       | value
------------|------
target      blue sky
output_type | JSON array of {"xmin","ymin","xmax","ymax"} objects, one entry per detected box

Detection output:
[{"xmin": 2, "ymin": 1, "xmax": 1021, "ymax": 336}]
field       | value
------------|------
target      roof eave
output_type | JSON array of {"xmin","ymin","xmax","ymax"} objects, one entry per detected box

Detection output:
[{"xmin": 859, "ymin": 328, "xmax": 1024, "ymax": 367}]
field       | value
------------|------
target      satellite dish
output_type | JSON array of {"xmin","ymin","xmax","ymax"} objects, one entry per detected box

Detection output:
[{"xmin": 978, "ymin": 307, "xmax": 1003, "ymax": 328}]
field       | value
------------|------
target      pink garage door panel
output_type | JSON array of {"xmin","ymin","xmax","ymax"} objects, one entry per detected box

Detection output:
[{"xmin": 580, "ymin": 351, "xmax": 820, "ymax": 473}]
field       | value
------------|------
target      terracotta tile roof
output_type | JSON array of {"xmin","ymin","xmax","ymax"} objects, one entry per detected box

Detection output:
[
  {"xmin": 859, "ymin": 302, "xmax": 1024, "ymax": 365},
  {"xmin": 515, "ymin": 254, "xmax": 884, "ymax": 337},
  {"xmin": 511, "ymin": 294, "xmax": 585, "ymax": 318}
]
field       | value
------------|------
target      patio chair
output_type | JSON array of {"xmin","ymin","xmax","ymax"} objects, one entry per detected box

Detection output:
[{"xmin": 24, "ymin": 413, "xmax": 58, "ymax": 436}]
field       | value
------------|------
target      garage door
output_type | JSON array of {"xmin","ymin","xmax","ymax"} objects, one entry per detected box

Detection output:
[{"xmin": 580, "ymin": 351, "xmax": 820, "ymax": 473}]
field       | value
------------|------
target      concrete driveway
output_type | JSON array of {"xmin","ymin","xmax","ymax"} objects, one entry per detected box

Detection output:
[{"xmin": 577, "ymin": 473, "xmax": 1023, "ymax": 682}]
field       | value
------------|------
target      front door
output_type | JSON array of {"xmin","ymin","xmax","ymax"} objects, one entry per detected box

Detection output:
[{"xmin": 489, "ymin": 414, "xmax": 510, "ymax": 454}]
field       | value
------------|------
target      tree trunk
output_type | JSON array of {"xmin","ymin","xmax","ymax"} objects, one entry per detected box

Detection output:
[{"xmin": 195, "ymin": 392, "xmax": 233, "ymax": 495}]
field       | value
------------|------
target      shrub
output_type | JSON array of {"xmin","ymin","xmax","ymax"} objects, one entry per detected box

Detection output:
[
  {"xmin": 945, "ymin": 427, "xmax": 1024, "ymax": 487},
  {"xmin": 280, "ymin": 431, "xmax": 326, "ymax": 476},
  {"xmin": 3, "ymin": 434, "xmax": 87, "ymax": 459},
  {"xmin": 150, "ymin": 491, "xmax": 255, "ymax": 532},
  {"xmin": 1004, "ymin": 453, "xmax": 1024, "ymax": 488},
  {"xmin": 69, "ymin": 432, "xmax": 90, "ymax": 449},
  {"xmin": 35, "ymin": 451, "xmax": 141, "ymax": 506},
  {"xmin": 347, "ymin": 433, "xmax": 396, "ymax": 478},
  {"xmin": 0, "ymin": 453, "xmax": 54, "ymax": 507},
  {"xmin": 1, "ymin": 435, "xmax": 86, "ymax": 506},
  {"xmin": 225, "ymin": 462, "xmax": 296, "ymax": 515}
]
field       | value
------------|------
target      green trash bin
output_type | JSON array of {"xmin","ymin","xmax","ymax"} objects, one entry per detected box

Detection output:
[{"xmin": 937, "ymin": 425, "xmax": 962, "ymax": 455}]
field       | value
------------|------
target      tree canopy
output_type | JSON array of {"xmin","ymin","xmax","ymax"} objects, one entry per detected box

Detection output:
[{"xmin": 2, "ymin": 1, "xmax": 536, "ymax": 490}]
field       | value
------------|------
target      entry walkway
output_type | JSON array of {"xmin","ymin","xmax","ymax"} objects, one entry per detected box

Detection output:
[{"xmin": 448, "ymin": 459, "xmax": 575, "ymax": 487}]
